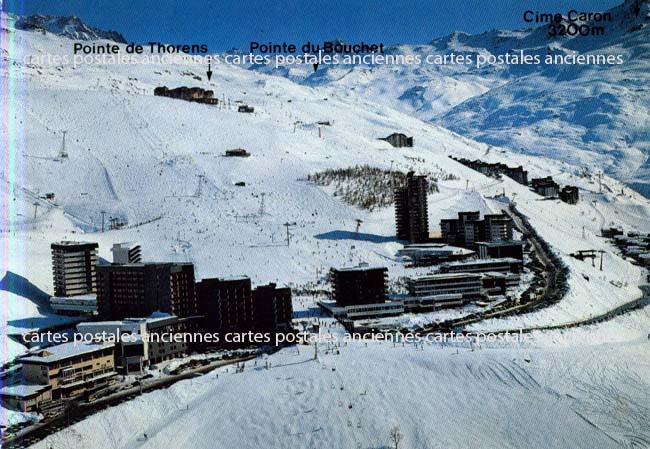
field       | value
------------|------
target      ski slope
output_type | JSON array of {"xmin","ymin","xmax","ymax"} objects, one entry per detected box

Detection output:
[
  {"xmin": 2, "ymin": 11, "xmax": 650, "ymax": 357},
  {"xmin": 1, "ymin": 11, "xmax": 650, "ymax": 447},
  {"xmin": 30, "ymin": 317, "xmax": 650, "ymax": 449}
]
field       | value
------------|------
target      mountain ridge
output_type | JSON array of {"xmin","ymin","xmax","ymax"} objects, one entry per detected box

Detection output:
[{"xmin": 14, "ymin": 14, "xmax": 127, "ymax": 43}]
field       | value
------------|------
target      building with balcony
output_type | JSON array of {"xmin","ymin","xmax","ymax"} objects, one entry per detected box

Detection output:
[
  {"xmin": 476, "ymin": 241, "xmax": 524, "ymax": 260},
  {"xmin": 330, "ymin": 265, "xmax": 388, "ymax": 307},
  {"xmin": 51, "ymin": 241, "xmax": 98, "ymax": 297},
  {"xmin": 97, "ymin": 262, "xmax": 197, "ymax": 319},
  {"xmin": 77, "ymin": 315, "xmax": 195, "ymax": 373},
  {"xmin": 110, "ymin": 242, "xmax": 142, "ymax": 264},
  {"xmin": 394, "ymin": 172, "xmax": 429, "ymax": 243},
  {"xmin": 18, "ymin": 342, "xmax": 116, "ymax": 401}
]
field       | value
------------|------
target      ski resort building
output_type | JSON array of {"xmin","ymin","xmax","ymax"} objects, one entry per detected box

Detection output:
[
  {"xmin": 405, "ymin": 273, "xmax": 483, "ymax": 309},
  {"xmin": 251, "ymin": 283, "xmax": 294, "ymax": 332},
  {"xmin": 18, "ymin": 342, "xmax": 116, "ymax": 401},
  {"xmin": 481, "ymin": 272, "xmax": 520, "ymax": 296},
  {"xmin": 154, "ymin": 86, "xmax": 218, "ymax": 104},
  {"xmin": 238, "ymin": 105, "xmax": 254, "ymax": 113},
  {"xmin": 440, "ymin": 212, "xmax": 514, "ymax": 249},
  {"xmin": 51, "ymin": 241, "xmax": 99, "ymax": 297},
  {"xmin": 330, "ymin": 265, "xmax": 388, "ymax": 307},
  {"xmin": 379, "ymin": 132, "xmax": 414, "ymax": 148},
  {"xmin": 318, "ymin": 300, "xmax": 405, "ymax": 320},
  {"xmin": 196, "ymin": 278, "xmax": 293, "ymax": 335},
  {"xmin": 97, "ymin": 262, "xmax": 197, "ymax": 319},
  {"xmin": 197, "ymin": 276, "xmax": 253, "ymax": 333},
  {"xmin": 476, "ymin": 241, "xmax": 524, "ymax": 260},
  {"xmin": 110, "ymin": 242, "xmax": 142, "ymax": 264},
  {"xmin": 77, "ymin": 315, "xmax": 195, "ymax": 373},
  {"xmin": 0, "ymin": 383, "xmax": 53, "ymax": 413},
  {"xmin": 224, "ymin": 148, "xmax": 251, "ymax": 157},
  {"xmin": 394, "ymin": 172, "xmax": 429, "ymax": 243},
  {"xmin": 450, "ymin": 157, "xmax": 528, "ymax": 185},
  {"xmin": 439, "ymin": 257, "xmax": 523, "ymax": 274},
  {"xmin": 49, "ymin": 293, "xmax": 97, "ymax": 315},
  {"xmin": 397, "ymin": 243, "xmax": 475, "ymax": 267},
  {"xmin": 532, "ymin": 177, "xmax": 560, "ymax": 197},
  {"xmin": 559, "ymin": 186, "xmax": 580, "ymax": 204}
]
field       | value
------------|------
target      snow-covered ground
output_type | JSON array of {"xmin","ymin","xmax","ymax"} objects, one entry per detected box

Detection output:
[
  {"xmin": 250, "ymin": 0, "xmax": 650, "ymax": 197},
  {"xmin": 28, "ymin": 312, "xmax": 650, "ymax": 449},
  {"xmin": 1, "ymin": 8, "xmax": 650, "ymax": 448}
]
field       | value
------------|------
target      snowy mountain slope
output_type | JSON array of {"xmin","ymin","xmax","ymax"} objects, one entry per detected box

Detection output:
[
  {"xmin": 2, "ymin": 11, "xmax": 650, "ymax": 449},
  {"xmin": 14, "ymin": 14, "xmax": 127, "ymax": 43},
  {"xmin": 247, "ymin": 0, "xmax": 650, "ymax": 196},
  {"xmin": 1, "ymin": 11, "xmax": 649, "ymax": 362},
  {"xmin": 441, "ymin": 0, "xmax": 650, "ymax": 196}
]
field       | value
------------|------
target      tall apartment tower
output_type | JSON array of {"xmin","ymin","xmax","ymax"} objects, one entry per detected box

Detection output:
[
  {"xmin": 51, "ymin": 241, "xmax": 99, "ymax": 297},
  {"xmin": 394, "ymin": 172, "xmax": 429, "ymax": 243},
  {"xmin": 330, "ymin": 265, "xmax": 388, "ymax": 306},
  {"xmin": 110, "ymin": 242, "xmax": 142, "ymax": 264},
  {"xmin": 97, "ymin": 262, "xmax": 197, "ymax": 319},
  {"xmin": 196, "ymin": 277, "xmax": 253, "ymax": 332},
  {"xmin": 483, "ymin": 214, "xmax": 514, "ymax": 242},
  {"xmin": 252, "ymin": 283, "xmax": 293, "ymax": 332}
]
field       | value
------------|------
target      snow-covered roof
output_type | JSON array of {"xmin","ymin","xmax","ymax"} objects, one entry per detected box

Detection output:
[
  {"xmin": 0, "ymin": 383, "xmax": 51, "ymax": 398},
  {"xmin": 20, "ymin": 342, "xmax": 113, "ymax": 364},
  {"xmin": 52, "ymin": 240, "xmax": 97, "ymax": 246},
  {"xmin": 50, "ymin": 294, "xmax": 97, "ymax": 303},
  {"xmin": 443, "ymin": 257, "xmax": 521, "ymax": 267},
  {"xmin": 475, "ymin": 240, "xmax": 524, "ymax": 247},
  {"xmin": 334, "ymin": 265, "xmax": 387, "ymax": 272},
  {"xmin": 399, "ymin": 243, "xmax": 474, "ymax": 255},
  {"xmin": 410, "ymin": 272, "xmax": 482, "ymax": 281}
]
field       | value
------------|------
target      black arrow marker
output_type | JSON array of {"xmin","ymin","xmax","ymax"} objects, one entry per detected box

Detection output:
[
  {"xmin": 207, "ymin": 62, "xmax": 213, "ymax": 81},
  {"xmin": 313, "ymin": 63, "xmax": 319, "ymax": 72}
]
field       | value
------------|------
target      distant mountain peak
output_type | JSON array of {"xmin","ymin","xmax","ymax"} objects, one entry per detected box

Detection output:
[{"xmin": 14, "ymin": 14, "xmax": 127, "ymax": 43}]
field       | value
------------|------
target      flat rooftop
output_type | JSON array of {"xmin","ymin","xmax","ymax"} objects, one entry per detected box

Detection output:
[
  {"xmin": 0, "ymin": 383, "xmax": 51, "ymax": 398},
  {"xmin": 409, "ymin": 272, "xmax": 482, "ymax": 281},
  {"xmin": 20, "ymin": 341, "xmax": 113, "ymax": 364},
  {"xmin": 333, "ymin": 265, "xmax": 387, "ymax": 272},
  {"xmin": 475, "ymin": 241, "xmax": 524, "ymax": 247},
  {"xmin": 443, "ymin": 257, "xmax": 521, "ymax": 267}
]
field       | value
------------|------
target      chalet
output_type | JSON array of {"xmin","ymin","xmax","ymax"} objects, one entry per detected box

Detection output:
[
  {"xmin": 154, "ymin": 86, "xmax": 218, "ymax": 104},
  {"xmin": 238, "ymin": 105, "xmax": 255, "ymax": 113},
  {"xmin": 224, "ymin": 148, "xmax": 251, "ymax": 157},
  {"xmin": 559, "ymin": 185, "xmax": 579, "ymax": 204},
  {"xmin": 379, "ymin": 133, "xmax": 413, "ymax": 148}
]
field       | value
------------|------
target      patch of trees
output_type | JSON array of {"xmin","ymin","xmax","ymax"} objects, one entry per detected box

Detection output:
[{"xmin": 306, "ymin": 165, "xmax": 456, "ymax": 211}]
